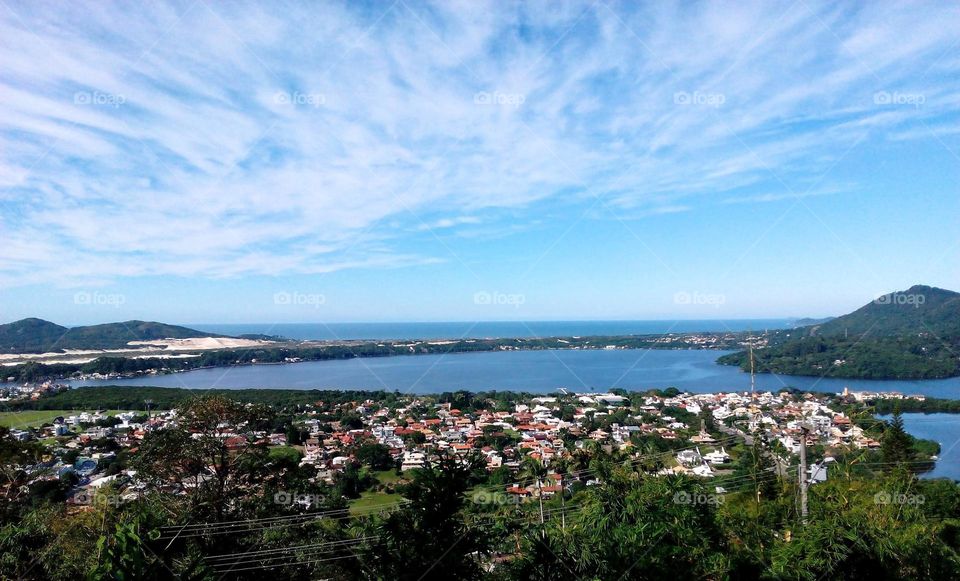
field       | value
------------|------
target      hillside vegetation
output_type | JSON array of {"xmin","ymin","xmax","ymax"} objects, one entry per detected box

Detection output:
[
  {"xmin": 719, "ymin": 285, "xmax": 960, "ymax": 379},
  {"xmin": 0, "ymin": 318, "xmax": 223, "ymax": 353}
]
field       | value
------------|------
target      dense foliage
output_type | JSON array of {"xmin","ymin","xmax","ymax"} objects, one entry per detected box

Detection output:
[
  {"xmin": 1, "ymin": 394, "xmax": 957, "ymax": 579},
  {"xmin": 0, "ymin": 318, "xmax": 223, "ymax": 353},
  {"xmin": 719, "ymin": 334, "xmax": 960, "ymax": 379},
  {"xmin": 719, "ymin": 285, "xmax": 960, "ymax": 379}
]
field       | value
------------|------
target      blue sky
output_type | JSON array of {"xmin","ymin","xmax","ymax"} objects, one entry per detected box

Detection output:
[{"xmin": 1, "ymin": 0, "xmax": 958, "ymax": 325}]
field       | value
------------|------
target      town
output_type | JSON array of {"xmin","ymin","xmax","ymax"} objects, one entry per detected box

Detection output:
[
  {"xmin": 2, "ymin": 385, "xmax": 956, "ymax": 579},
  {"xmin": 2, "ymin": 385, "xmax": 935, "ymax": 515}
]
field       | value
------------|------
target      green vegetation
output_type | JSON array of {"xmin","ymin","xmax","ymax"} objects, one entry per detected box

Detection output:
[
  {"xmin": 0, "ymin": 410, "xmax": 72, "ymax": 428},
  {"xmin": 7, "ymin": 386, "xmax": 412, "ymax": 411},
  {"xmin": 0, "ymin": 318, "xmax": 224, "ymax": 353},
  {"xmin": 720, "ymin": 285, "xmax": 960, "ymax": 379},
  {"xmin": 811, "ymin": 285, "xmax": 960, "ymax": 337},
  {"xmin": 872, "ymin": 396, "xmax": 960, "ymax": 414},
  {"xmin": 268, "ymin": 446, "xmax": 303, "ymax": 464},
  {"xmin": 1, "ymin": 393, "xmax": 958, "ymax": 579},
  {"xmin": 349, "ymin": 491, "xmax": 403, "ymax": 515},
  {"xmin": 3, "ymin": 330, "xmax": 752, "ymax": 383},
  {"xmin": 0, "ymin": 409, "xmax": 130, "ymax": 428}
]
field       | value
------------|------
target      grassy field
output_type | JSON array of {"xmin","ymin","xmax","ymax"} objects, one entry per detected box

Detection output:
[
  {"xmin": 349, "ymin": 491, "xmax": 403, "ymax": 515},
  {"xmin": 347, "ymin": 469, "xmax": 409, "ymax": 515},
  {"xmin": 372, "ymin": 469, "xmax": 405, "ymax": 484},
  {"xmin": 0, "ymin": 409, "xmax": 130, "ymax": 429}
]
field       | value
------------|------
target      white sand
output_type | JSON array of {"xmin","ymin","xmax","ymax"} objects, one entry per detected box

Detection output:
[
  {"xmin": 127, "ymin": 337, "xmax": 269, "ymax": 350},
  {"xmin": 0, "ymin": 337, "xmax": 273, "ymax": 366}
]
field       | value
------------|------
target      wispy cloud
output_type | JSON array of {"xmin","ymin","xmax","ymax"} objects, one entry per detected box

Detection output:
[
  {"xmin": 0, "ymin": 0, "xmax": 958, "ymax": 287},
  {"xmin": 721, "ymin": 184, "xmax": 852, "ymax": 205},
  {"xmin": 414, "ymin": 216, "xmax": 483, "ymax": 231}
]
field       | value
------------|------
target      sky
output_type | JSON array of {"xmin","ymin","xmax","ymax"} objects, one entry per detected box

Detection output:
[{"xmin": 1, "ymin": 0, "xmax": 958, "ymax": 325}]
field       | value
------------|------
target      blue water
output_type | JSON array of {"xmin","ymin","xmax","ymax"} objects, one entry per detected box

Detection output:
[
  {"xmin": 188, "ymin": 319, "xmax": 794, "ymax": 341},
  {"xmin": 71, "ymin": 348, "xmax": 960, "ymax": 397},
  {"xmin": 877, "ymin": 413, "xmax": 960, "ymax": 480}
]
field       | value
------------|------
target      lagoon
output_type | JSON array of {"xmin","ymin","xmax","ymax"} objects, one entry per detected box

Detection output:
[
  {"xmin": 72, "ymin": 348, "xmax": 960, "ymax": 397},
  {"xmin": 878, "ymin": 413, "xmax": 960, "ymax": 480}
]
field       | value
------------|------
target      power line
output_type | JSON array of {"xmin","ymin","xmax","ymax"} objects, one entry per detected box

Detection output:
[
  {"xmin": 198, "ymin": 462, "xmax": 809, "ymax": 573},
  {"xmin": 162, "ymin": 435, "xmax": 745, "ymax": 538}
]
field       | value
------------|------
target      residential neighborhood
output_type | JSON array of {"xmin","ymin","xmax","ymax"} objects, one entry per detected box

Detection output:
[{"xmin": 2, "ymin": 386, "xmax": 934, "ymax": 516}]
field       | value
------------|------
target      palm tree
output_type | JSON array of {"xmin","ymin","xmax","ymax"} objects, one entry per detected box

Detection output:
[{"xmin": 520, "ymin": 455, "xmax": 548, "ymax": 533}]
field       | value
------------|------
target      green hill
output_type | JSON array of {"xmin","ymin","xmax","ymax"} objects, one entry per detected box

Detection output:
[
  {"xmin": 0, "ymin": 318, "xmax": 226, "ymax": 353},
  {"xmin": 803, "ymin": 285, "xmax": 960, "ymax": 338},
  {"xmin": 719, "ymin": 285, "xmax": 960, "ymax": 379},
  {"xmin": 791, "ymin": 317, "xmax": 835, "ymax": 327}
]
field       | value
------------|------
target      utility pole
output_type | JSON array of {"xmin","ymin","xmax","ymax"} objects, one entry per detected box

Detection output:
[
  {"xmin": 560, "ymin": 479, "xmax": 566, "ymax": 531},
  {"xmin": 535, "ymin": 475, "xmax": 545, "ymax": 535},
  {"xmin": 749, "ymin": 343, "xmax": 756, "ymax": 398},
  {"xmin": 799, "ymin": 424, "xmax": 809, "ymax": 524}
]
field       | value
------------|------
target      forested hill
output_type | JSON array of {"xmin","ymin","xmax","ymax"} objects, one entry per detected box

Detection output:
[
  {"xmin": 0, "ymin": 318, "xmax": 225, "ymax": 353},
  {"xmin": 719, "ymin": 285, "xmax": 960, "ymax": 379},
  {"xmin": 802, "ymin": 285, "xmax": 960, "ymax": 338}
]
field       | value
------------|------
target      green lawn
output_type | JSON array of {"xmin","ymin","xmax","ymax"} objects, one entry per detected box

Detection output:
[
  {"xmin": 0, "ymin": 409, "xmax": 131, "ymax": 429},
  {"xmin": 0, "ymin": 410, "xmax": 72, "ymax": 429},
  {"xmin": 349, "ymin": 491, "xmax": 403, "ymax": 515},
  {"xmin": 347, "ymin": 470, "xmax": 409, "ymax": 515},
  {"xmin": 372, "ymin": 469, "xmax": 404, "ymax": 484}
]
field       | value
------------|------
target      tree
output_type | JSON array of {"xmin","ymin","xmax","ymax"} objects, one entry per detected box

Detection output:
[
  {"xmin": 360, "ymin": 452, "xmax": 488, "ymax": 580},
  {"xmin": 333, "ymin": 462, "xmax": 371, "ymax": 499},
  {"xmin": 130, "ymin": 395, "xmax": 273, "ymax": 521},
  {"xmin": 404, "ymin": 431, "xmax": 426, "ymax": 447},
  {"xmin": 733, "ymin": 430, "xmax": 778, "ymax": 503},
  {"xmin": 356, "ymin": 443, "xmax": 395, "ymax": 471},
  {"xmin": 507, "ymin": 472, "xmax": 730, "ymax": 579},
  {"xmin": 520, "ymin": 455, "xmax": 548, "ymax": 531},
  {"xmin": 881, "ymin": 407, "xmax": 912, "ymax": 469},
  {"xmin": 285, "ymin": 422, "xmax": 306, "ymax": 445},
  {"xmin": 91, "ymin": 521, "xmax": 149, "ymax": 580}
]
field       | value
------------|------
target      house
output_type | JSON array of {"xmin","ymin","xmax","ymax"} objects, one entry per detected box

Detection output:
[
  {"xmin": 691, "ymin": 463, "xmax": 714, "ymax": 477},
  {"xmin": 676, "ymin": 449, "xmax": 701, "ymax": 466},
  {"xmin": 304, "ymin": 438, "xmax": 321, "ymax": 458},
  {"xmin": 401, "ymin": 452, "xmax": 426, "ymax": 471},
  {"xmin": 703, "ymin": 448, "xmax": 730, "ymax": 464}
]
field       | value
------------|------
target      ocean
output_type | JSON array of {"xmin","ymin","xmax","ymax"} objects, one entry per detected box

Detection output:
[{"xmin": 188, "ymin": 319, "xmax": 795, "ymax": 341}]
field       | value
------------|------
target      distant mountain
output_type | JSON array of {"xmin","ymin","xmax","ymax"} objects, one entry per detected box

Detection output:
[
  {"xmin": 719, "ymin": 285, "xmax": 960, "ymax": 379},
  {"xmin": 0, "ymin": 318, "xmax": 227, "ymax": 353},
  {"xmin": 802, "ymin": 285, "xmax": 960, "ymax": 338},
  {"xmin": 0, "ymin": 318, "xmax": 71, "ymax": 354},
  {"xmin": 791, "ymin": 317, "xmax": 836, "ymax": 327}
]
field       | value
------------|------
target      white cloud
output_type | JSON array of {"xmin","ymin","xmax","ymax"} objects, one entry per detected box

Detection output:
[{"xmin": 0, "ymin": 0, "xmax": 958, "ymax": 287}]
